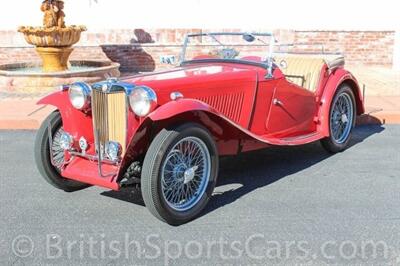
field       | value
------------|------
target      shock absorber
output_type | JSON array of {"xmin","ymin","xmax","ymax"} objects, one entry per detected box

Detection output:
[{"xmin": 120, "ymin": 161, "xmax": 142, "ymax": 187}]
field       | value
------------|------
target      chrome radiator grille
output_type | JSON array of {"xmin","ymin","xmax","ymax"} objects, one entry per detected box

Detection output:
[{"xmin": 92, "ymin": 89, "xmax": 127, "ymax": 154}]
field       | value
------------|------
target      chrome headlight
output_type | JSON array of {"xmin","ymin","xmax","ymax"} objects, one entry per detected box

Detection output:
[
  {"xmin": 128, "ymin": 86, "xmax": 157, "ymax": 117},
  {"xmin": 68, "ymin": 82, "xmax": 91, "ymax": 110}
]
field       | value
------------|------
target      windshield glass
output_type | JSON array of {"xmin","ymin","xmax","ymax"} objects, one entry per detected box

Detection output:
[{"xmin": 180, "ymin": 32, "xmax": 275, "ymax": 64}]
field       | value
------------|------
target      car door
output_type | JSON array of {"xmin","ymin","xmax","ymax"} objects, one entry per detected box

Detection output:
[{"xmin": 265, "ymin": 78, "xmax": 317, "ymax": 137}]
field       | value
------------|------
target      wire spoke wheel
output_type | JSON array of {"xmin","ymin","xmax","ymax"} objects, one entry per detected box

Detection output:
[
  {"xmin": 330, "ymin": 92, "xmax": 354, "ymax": 144},
  {"xmin": 51, "ymin": 126, "xmax": 65, "ymax": 171},
  {"xmin": 161, "ymin": 137, "xmax": 211, "ymax": 212},
  {"xmin": 35, "ymin": 111, "xmax": 88, "ymax": 192},
  {"xmin": 141, "ymin": 124, "xmax": 218, "ymax": 225}
]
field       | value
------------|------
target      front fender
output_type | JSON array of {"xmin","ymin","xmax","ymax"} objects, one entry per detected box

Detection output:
[
  {"xmin": 147, "ymin": 99, "xmax": 249, "ymax": 141},
  {"xmin": 118, "ymin": 99, "xmax": 236, "ymax": 179},
  {"xmin": 119, "ymin": 98, "xmax": 288, "ymax": 179},
  {"xmin": 37, "ymin": 91, "xmax": 94, "ymax": 141},
  {"xmin": 317, "ymin": 68, "xmax": 365, "ymax": 136},
  {"xmin": 37, "ymin": 91, "xmax": 68, "ymax": 109},
  {"xmin": 147, "ymin": 98, "xmax": 218, "ymax": 121}
]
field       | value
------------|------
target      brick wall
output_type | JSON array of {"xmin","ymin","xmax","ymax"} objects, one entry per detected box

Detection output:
[
  {"xmin": 0, "ymin": 29, "xmax": 395, "ymax": 72},
  {"xmin": 292, "ymin": 31, "xmax": 395, "ymax": 66}
]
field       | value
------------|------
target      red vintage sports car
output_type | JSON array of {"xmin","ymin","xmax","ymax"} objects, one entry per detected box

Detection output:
[{"xmin": 35, "ymin": 32, "xmax": 364, "ymax": 225}]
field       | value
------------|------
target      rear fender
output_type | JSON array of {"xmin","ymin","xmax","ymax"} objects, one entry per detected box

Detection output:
[{"xmin": 317, "ymin": 68, "xmax": 365, "ymax": 136}]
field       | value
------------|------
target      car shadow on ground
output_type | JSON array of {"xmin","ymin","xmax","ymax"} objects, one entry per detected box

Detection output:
[
  {"xmin": 101, "ymin": 125, "xmax": 384, "ymax": 219},
  {"xmin": 201, "ymin": 124, "xmax": 384, "ymax": 217}
]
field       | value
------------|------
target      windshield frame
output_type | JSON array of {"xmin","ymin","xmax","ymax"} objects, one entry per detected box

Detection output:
[{"xmin": 179, "ymin": 32, "xmax": 276, "ymax": 75}]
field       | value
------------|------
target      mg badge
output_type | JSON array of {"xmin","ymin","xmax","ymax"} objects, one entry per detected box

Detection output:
[{"xmin": 102, "ymin": 84, "xmax": 108, "ymax": 93}]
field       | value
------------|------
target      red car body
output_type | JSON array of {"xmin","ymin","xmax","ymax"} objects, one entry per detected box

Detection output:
[{"xmin": 38, "ymin": 59, "xmax": 364, "ymax": 191}]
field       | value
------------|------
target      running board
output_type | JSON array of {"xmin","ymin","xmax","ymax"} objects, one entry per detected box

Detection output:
[{"xmin": 260, "ymin": 132, "xmax": 324, "ymax": 146}]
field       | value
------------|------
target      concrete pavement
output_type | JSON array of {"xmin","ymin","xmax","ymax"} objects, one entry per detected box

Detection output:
[{"xmin": 0, "ymin": 125, "xmax": 399, "ymax": 265}]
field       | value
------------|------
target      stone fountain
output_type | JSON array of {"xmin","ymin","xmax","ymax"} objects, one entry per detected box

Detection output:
[
  {"xmin": 18, "ymin": 0, "xmax": 87, "ymax": 72},
  {"xmin": 0, "ymin": 0, "xmax": 120, "ymax": 93}
]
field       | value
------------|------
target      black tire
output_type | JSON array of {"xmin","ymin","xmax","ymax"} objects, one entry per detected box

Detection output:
[
  {"xmin": 34, "ymin": 111, "xmax": 89, "ymax": 192},
  {"xmin": 321, "ymin": 84, "xmax": 356, "ymax": 153},
  {"xmin": 141, "ymin": 123, "xmax": 219, "ymax": 225}
]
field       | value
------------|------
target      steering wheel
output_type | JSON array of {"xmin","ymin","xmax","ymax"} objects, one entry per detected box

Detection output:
[{"xmin": 217, "ymin": 48, "xmax": 239, "ymax": 59}]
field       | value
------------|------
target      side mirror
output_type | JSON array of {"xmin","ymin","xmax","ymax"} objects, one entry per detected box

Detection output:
[
  {"xmin": 243, "ymin": 34, "xmax": 255, "ymax": 43},
  {"xmin": 160, "ymin": 55, "xmax": 176, "ymax": 65}
]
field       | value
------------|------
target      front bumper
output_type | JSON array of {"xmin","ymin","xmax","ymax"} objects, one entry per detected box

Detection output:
[
  {"xmin": 48, "ymin": 123, "xmax": 121, "ymax": 190},
  {"xmin": 62, "ymin": 157, "xmax": 120, "ymax": 190}
]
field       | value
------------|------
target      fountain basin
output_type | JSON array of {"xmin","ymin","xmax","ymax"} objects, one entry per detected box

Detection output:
[
  {"xmin": 0, "ymin": 60, "xmax": 120, "ymax": 93},
  {"xmin": 18, "ymin": 26, "xmax": 87, "ymax": 72},
  {"xmin": 18, "ymin": 25, "xmax": 87, "ymax": 47}
]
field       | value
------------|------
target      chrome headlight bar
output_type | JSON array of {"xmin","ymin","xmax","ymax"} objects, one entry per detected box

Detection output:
[{"xmin": 66, "ymin": 79, "xmax": 158, "ymax": 118}]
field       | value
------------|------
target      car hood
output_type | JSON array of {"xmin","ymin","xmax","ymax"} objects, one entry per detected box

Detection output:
[{"xmin": 122, "ymin": 63, "xmax": 259, "ymax": 92}]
